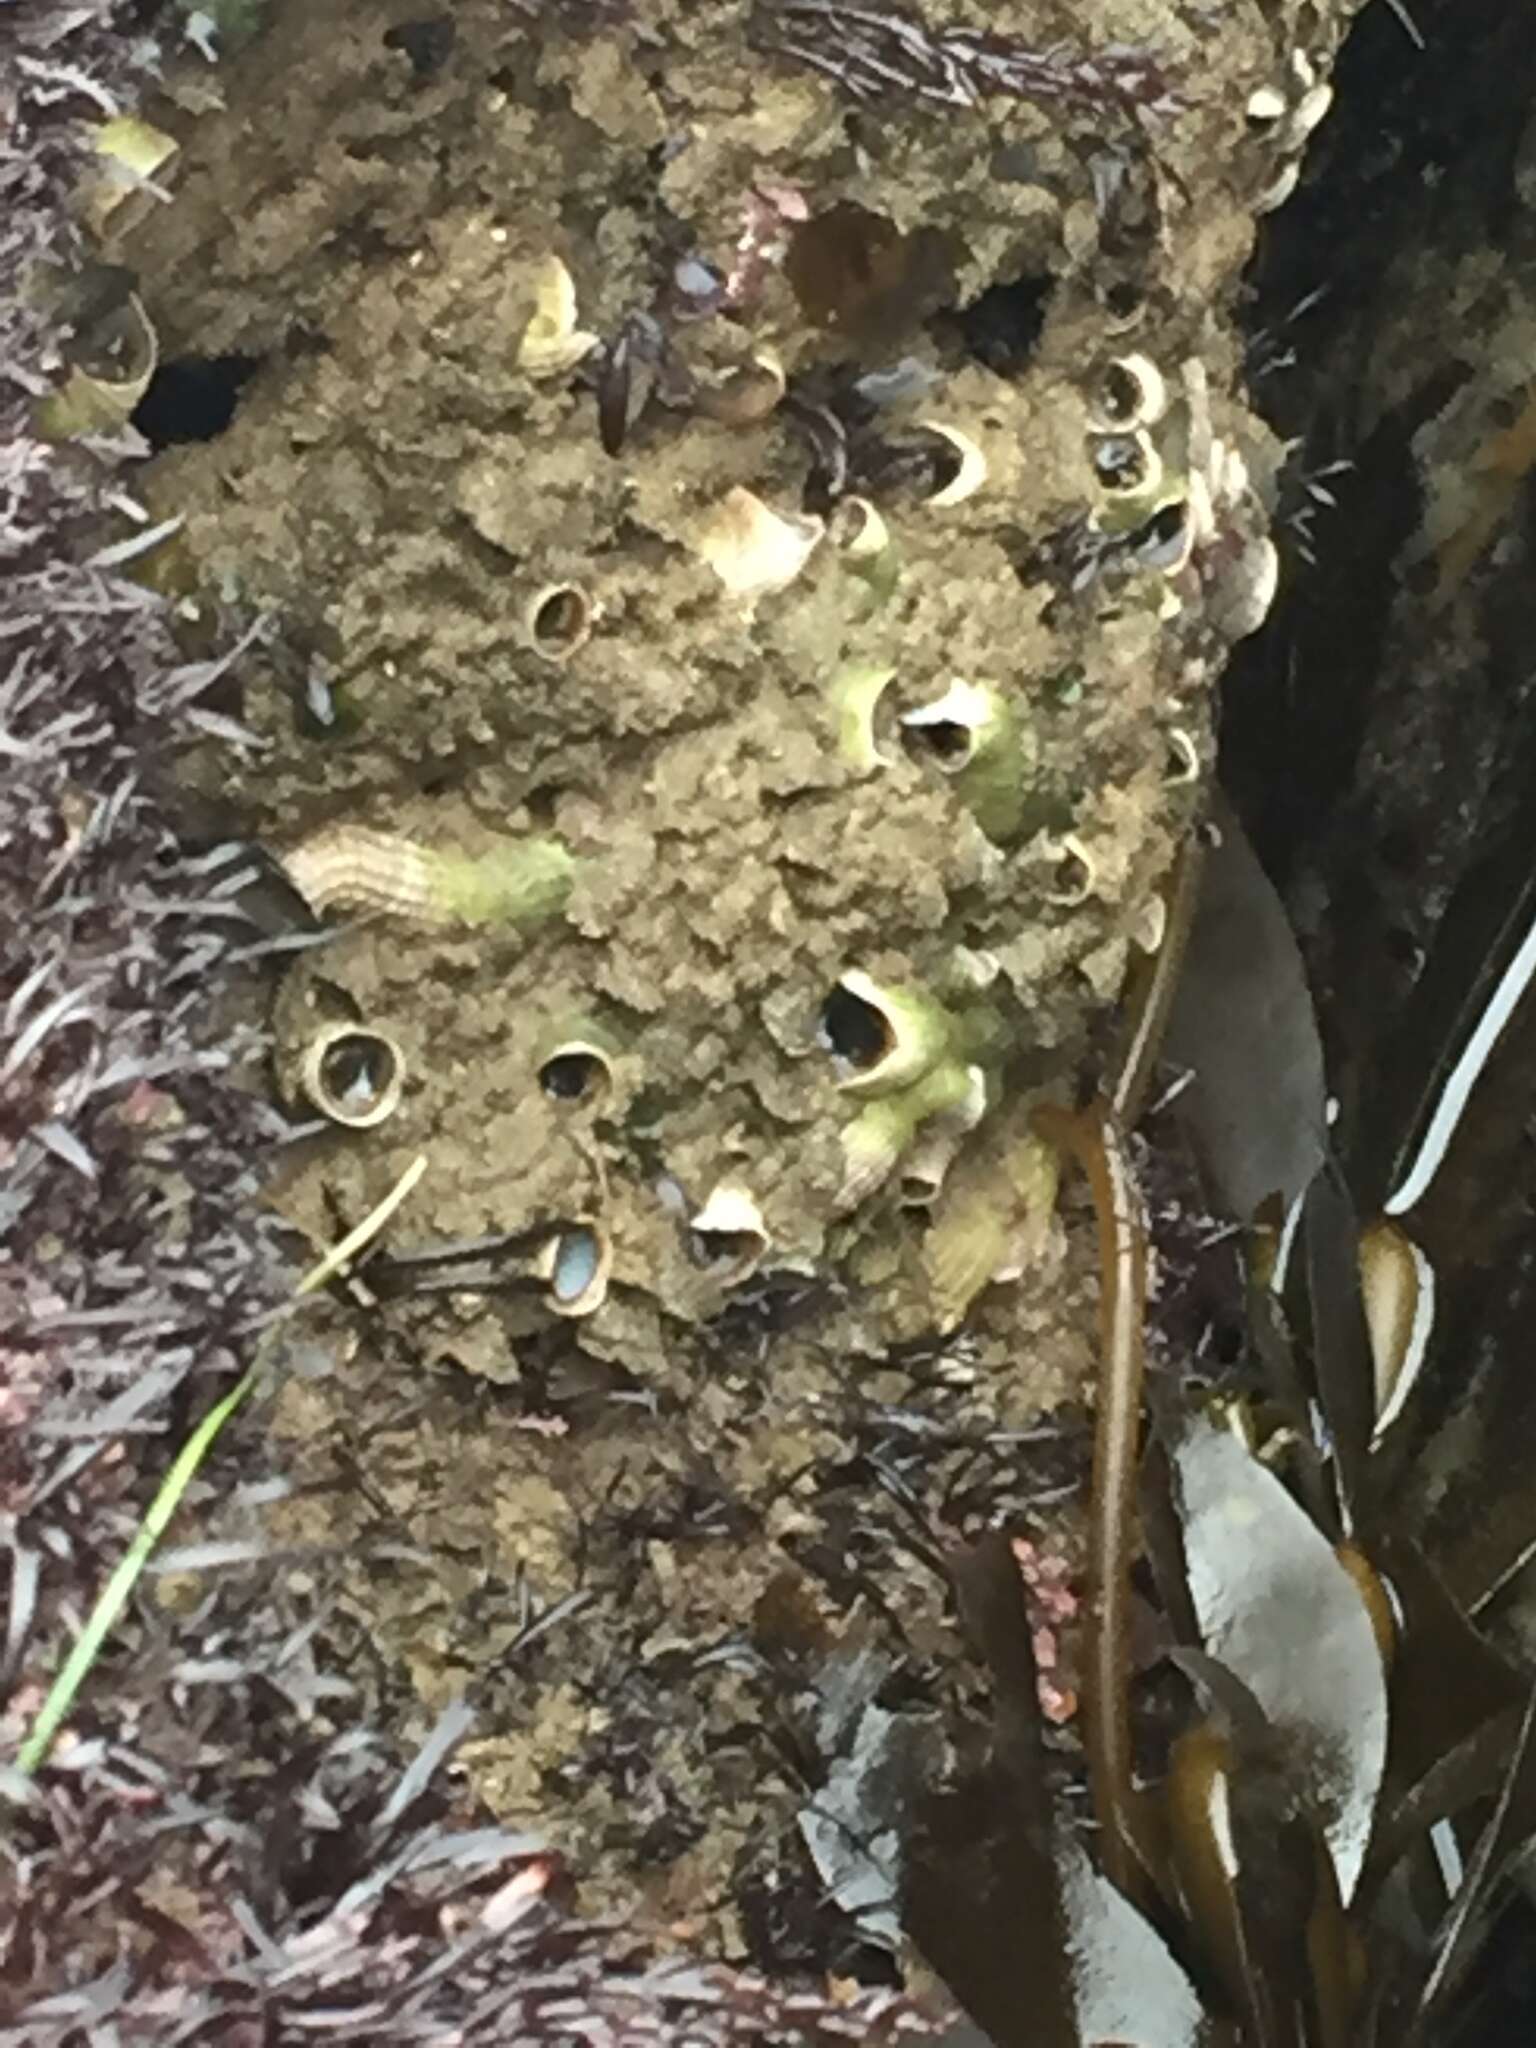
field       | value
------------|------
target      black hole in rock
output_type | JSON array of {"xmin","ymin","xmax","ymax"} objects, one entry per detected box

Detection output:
[
  {"xmin": 820, "ymin": 985, "xmax": 891, "ymax": 1069},
  {"xmin": 540, "ymin": 1050, "xmax": 605, "ymax": 1102},
  {"xmin": 382, "ymin": 17, "xmax": 456, "ymax": 78},
  {"xmin": 132, "ymin": 354, "xmax": 260, "ymax": 448},
  {"xmin": 950, "ymin": 272, "xmax": 1051, "ymax": 376}
]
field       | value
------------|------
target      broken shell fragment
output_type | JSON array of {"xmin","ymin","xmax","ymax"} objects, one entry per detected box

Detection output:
[
  {"xmin": 1255, "ymin": 160, "xmax": 1302, "ymax": 214},
  {"xmin": 694, "ymin": 487, "xmax": 824, "ymax": 598},
  {"xmin": 688, "ymin": 1184, "xmax": 770, "ymax": 1283},
  {"xmin": 820, "ymin": 970, "xmax": 954, "ymax": 1098},
  {"xmin": 1244, "ymin": 83, "xmax": 1288, "ymax": 127},
  {"xmin": 695, "ymin": 347, "xmax": 786, "ymax": 425},
  {"xmin": 85, "ymin": 114, "xmax": 179, "ymax": 232},
  {"xmin": 1088, "ymin": 354, "xmax": 1169, "ymax": 432},
  {"xmin": 1292, "ymin": 81, "xmax": 1334, "ymax": 141},
  {"xmin": 1042, "ymin": 833, "xmax": 1097, "ymax": 908},
  {"xmin": 523, "ymin": 582, "xmax": 592, "ymax": 660},
  {"xmin": 298, "ymin": 1022, "xmax": 406, "ymax": 1129},
  {"xmin": 828, "ymin": 495, "xmax": 890, "ymax": 560},
  {"xmin": 36, "ymin": 291, "xmax": 158, "ymax": 440},
  {"xmin": 1359, "ymin": 1219, "xmax": 1435, "ymax": 1439},
  {"xmin": 917, "ymin": 422, "xmax": 988, "ymax": 506},
  {"xmin": 280, "ymin": 825, "xmax": 575, "ymax": 929},
  {"xmin": 517, "ymin": 254, "xmax": 599, "ymax": 378},
  {"xmin": 537, "ymin": 1221, "xmax": 613, "ymax": 1316},
  {"xmin": 828, "ymin": 662, "xmax": 897, "ymax": 771}
]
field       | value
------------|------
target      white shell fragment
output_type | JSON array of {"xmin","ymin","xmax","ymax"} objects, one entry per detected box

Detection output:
[
  {"xmin": 917, "ymin": 422, "xmax": 988, "ymax": 506},
  {"xmin": 694, "ymin": 487, "xmax": 824, "ymax": 598},
  {"xmin": 517, "ymin": 254, "xmax": 599, "ymax": 378},
  {"xmin": 688, "ymin": 1184, "xmax": 770, "ymax": 1282},
  {"xmin": 828, "ymin": 495, "xmax": 890, "ymax": 559}
]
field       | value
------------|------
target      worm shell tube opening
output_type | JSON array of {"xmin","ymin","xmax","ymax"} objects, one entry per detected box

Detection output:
[
  {"xmin": 1088, "ymin": 354, "xmax": 1169, "ymax": 433},
  {"xmin": 36, "ymin": 292, "xmax": 158, "ymax": 440},
  {"xmin": 828, "ymin": 495, "xmax": 891, "ymax": 560},
  {"xmin": 297, "ymin": 1021, "xmax": 406, "ymax": 1129},
  {"xmin": 695, "ymin": 348, "xmax": 786, "ymax": 425},
  {"xmin": 917, "ymin": 422, "xmax": 988, "ymax": 507},
  {"xmin": 688, "ymin": 1184, "xmax": 770, "ymax": 1284},
  {"xmin": 537, "ymin": 1221, "xmax": 613, "ymax": 1317},
  {"xmin": 536, "ymin": 1030, "xmax": 616, "ymax": 1106},
  {"xmin": 523, "ymin": 583, "xmax": 593, "ymax": 661},
  {"xmin": 280, "ymin": 826, "xmax": 575, "ymax": 929},
  {"xmin": 517, "ymin": 254, "xmax": 598, "ymax": 378},
  {"xmin": 694, "ymin": 487, "xmax": 824, "ymax": 598},
  {"xmin": 822, "ymin": 969, "xmax": 955, "ymax": 1099}
]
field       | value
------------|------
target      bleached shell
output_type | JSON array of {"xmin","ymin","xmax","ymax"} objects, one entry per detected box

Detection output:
[
  {"xmin": 918, "ymin": 422, "xmax": 988, "ymax": 506},
  {"xmin": 517, "ymin": 255, "xmax": 599, "ymax": 378},
  {"xmin": 695, "ymin": 488, "xmax": 824, "ymax": 598}
]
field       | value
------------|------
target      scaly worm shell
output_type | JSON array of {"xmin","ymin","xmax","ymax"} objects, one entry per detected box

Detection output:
[{"xmin": 280, "ymin": 825, "xmax": 575, "ymax": 928}]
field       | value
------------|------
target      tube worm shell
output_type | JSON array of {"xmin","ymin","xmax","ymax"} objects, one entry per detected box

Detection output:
[
  {"xmin": 297, "ymin": 1021, "xmax": 405, "ymax": 1130},
  {"xmin": 279, "ymin": 826, "xmax": 575, "ymax": 929}
]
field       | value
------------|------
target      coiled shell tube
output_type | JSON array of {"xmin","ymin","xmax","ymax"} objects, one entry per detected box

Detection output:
[{"xmin": 279, "ymin": 826, "xmax": 575, "ymax": 929}]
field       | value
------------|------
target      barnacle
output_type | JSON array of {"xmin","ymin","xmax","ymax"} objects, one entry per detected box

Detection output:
[
  {"xmin": 898, "ymin": 678, "xmax": 1035, "ymax": 843},
  {"xmin": 537, "ymin": 1221, "xmax": 613, "ymax": 1315}
]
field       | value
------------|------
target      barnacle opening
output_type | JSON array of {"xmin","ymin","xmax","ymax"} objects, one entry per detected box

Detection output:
[
  {"xmin": 819, "ymin": 982, "xmax": 893, "ymax": 1075},
  {"xmin": 687, "ymin": 1186, "xmax": 770, "ymax": 1282},
  {"xmin": 901, "ymin": 716, "xmax": 972, "ymax": 768},
  {"xmin": 301, "ymin": 1022, "xmax": 405, "ymax": 1129}
]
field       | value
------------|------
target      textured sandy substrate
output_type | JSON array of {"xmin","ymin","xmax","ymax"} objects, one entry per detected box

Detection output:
[{"xmin": 106, "ymin": 0, "xmax": 1353, "ymax": 1968}]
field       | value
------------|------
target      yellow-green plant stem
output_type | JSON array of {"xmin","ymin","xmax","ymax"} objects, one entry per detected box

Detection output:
[{"xmin": 13, "ymin": 1154, "xmax": 427, "ymax": 1780}]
